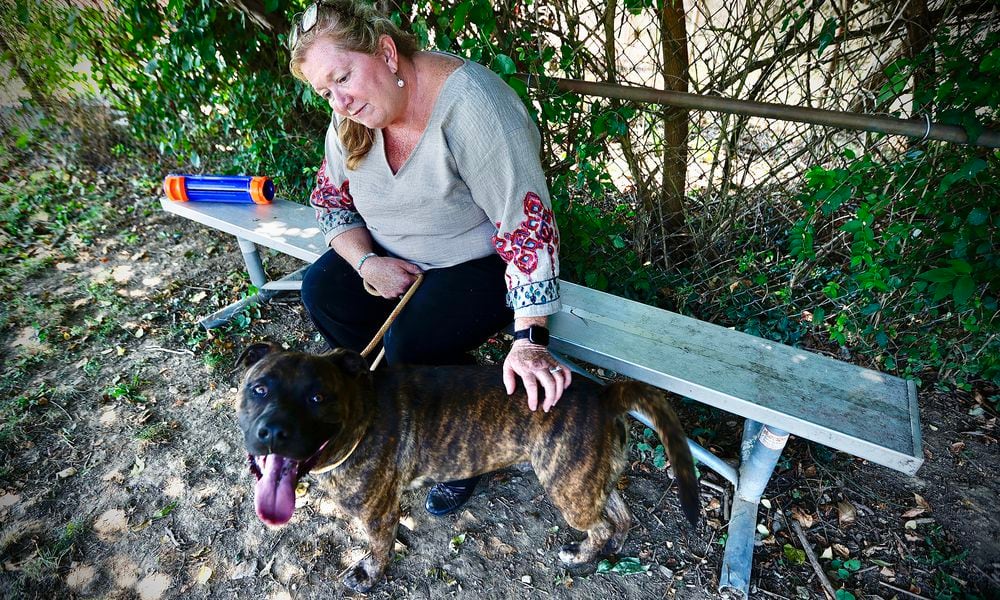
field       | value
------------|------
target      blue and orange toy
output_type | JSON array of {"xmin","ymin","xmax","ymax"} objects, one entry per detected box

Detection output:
[{"xmin": 164, "ymin": 174, "xmax": 274, "ymax": 204}]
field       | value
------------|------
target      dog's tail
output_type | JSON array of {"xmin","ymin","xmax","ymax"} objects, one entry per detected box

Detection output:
[{"xmin": 608, "ymin": 382, "xmax": 700, "ymax": 526}]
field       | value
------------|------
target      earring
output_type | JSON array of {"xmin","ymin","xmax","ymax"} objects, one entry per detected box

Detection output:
[{"xmin": 396, "ymin": 75, "xmax": 405, "ymax": 88}]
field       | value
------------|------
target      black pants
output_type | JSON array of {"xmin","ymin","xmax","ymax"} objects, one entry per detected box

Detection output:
[{"xmin": 301, "ymin": 249, "xmax": 514, "ymax": 366}]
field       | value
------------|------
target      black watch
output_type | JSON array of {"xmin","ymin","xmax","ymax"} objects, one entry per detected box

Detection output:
[{"xmin": 513, "ymin": 325, "xmax": 549, "ymax": 347}]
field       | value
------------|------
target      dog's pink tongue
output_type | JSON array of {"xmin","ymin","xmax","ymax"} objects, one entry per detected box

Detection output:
[{"xmin": 254, "ymin": 455, "xmax": 297, "ymax": 526}]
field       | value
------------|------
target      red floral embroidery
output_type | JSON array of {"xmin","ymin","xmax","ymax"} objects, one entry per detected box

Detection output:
[
  {"xmin": 493, "ymin": 192, "xmax": 559, "ymax": 275},
  {"xmin": 310, "ymin": 158, "xmax": 354, "ymax": 211}
]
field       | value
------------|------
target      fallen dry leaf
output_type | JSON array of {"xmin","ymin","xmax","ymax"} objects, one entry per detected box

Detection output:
[
  {"xmin": 837, "ymin": 500, "xmax": 857, "ymax": 527},
  {"xmin": 901, "ymin": 507, "xmax": 926, "ymax": 518},
  {"xmin": 195, "ymin": 565, "xmax": 212, "ymax": 585},
  {"xmin": 833, "ymin": 543, "xmax": 851, "ymax": 558},
  {"xmin": 791, "ymin": 506, "xmax": 815, "ymax": 528}
]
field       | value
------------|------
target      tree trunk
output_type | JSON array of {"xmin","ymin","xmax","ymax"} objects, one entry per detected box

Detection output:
[
  {"xmin": 903, "ymin": 0, "xmax": 934, "ymax": 115},
  {"xmin": 655, "ymin": 0, "xmax": 688, "ymax": 262}
]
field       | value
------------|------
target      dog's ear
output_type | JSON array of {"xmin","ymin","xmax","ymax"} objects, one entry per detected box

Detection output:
[
  {"xmin": 324, "ymin": 347, "xmax": 370, "ymax": 377},
  {"xmin": 236, "ymin": 342, "xmax": 279, "ymax": 371}
]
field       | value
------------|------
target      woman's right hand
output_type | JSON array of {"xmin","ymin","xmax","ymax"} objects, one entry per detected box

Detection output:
[{"xmin": 360, "ymin": 256, "xmax": 423, "ymax": 298}]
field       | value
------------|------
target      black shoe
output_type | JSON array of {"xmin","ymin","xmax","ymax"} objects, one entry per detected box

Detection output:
[{"xmin": 425, "ymin": 475, "xmax": 481, "ymax": 516}]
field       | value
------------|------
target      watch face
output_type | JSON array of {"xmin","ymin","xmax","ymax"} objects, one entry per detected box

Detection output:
[{"xmin": 529, "ymin": 326, "xmax": 550, "ymax": 346}]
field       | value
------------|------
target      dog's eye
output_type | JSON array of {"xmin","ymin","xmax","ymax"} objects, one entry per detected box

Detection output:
[
  {"xmin": 310, "ymin": 394, "xmax": 325, "ymax": 404},
  {"xmin": 252, "ymin": 384, "xmax": 268, "ymax": 397}
]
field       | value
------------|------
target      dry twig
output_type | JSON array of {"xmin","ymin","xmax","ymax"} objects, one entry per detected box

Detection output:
[{"xmin": 790, "ymin": 520, "xmax": 838, "ymax": 600}]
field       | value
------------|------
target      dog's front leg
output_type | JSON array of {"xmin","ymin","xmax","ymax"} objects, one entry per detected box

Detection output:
[{"xmin": 343, "ymin": 503, "xmax": 400, "ymax": 592}]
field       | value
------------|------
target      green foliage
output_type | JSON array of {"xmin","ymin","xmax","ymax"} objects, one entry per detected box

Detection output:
[
  {"xmin": 782, "ymin": 544, "xmax": 806, "ymax": 566},
  {"xmin": 7, "ymin": 0, "xmax": 997, "ymax": 388},
  {"xmin": 781, "ymin": 29, "xmax": 1000, "ymax": 386},
  {"xmin": 596, "ymin": 556, "xmax": 649, "ymax": 575},
  {"xmin": 22, "ymin": 0, "xmax": 327, "ymax": 200},
  {"xmin": 105, "ymin": 375, "xmax": 146, "ymax": 404}
]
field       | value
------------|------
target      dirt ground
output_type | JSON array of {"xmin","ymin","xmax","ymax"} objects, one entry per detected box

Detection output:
[{"xmin": 1, "ymin": 145, "xmax": 998, "ymax": 600}]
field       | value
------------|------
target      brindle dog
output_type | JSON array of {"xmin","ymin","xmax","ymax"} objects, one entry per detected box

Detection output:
[{"xmin": 236, "ymin": 342, "xmax": 699, "ymax": 592}]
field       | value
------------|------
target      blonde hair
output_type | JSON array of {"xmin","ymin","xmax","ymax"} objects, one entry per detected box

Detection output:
[{"xmin": 289, "ymin": 0, "xmax": 419, "ymax": 170}]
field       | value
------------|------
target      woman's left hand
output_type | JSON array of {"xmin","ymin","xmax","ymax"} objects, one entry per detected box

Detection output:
[{"xmin": 503, "ymin": 340, "xmax": 572, "ymax": 412}]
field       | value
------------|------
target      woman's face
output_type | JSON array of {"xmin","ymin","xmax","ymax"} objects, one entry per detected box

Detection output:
[{"xmin": 300, "ymin": 35, "xmax": 404, "ymax": 129}]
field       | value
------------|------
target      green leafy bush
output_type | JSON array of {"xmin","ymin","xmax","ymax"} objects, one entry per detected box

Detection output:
[{"xmin": 782, "ymin": 30, "xmax": 999, "ymax": 385}]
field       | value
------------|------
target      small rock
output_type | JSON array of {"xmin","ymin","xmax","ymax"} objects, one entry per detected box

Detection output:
[
  {"xmin": 57, "ymin": 467, "xmax": 78, "ymax": 479},
  {"xmin": 229, "ymin": 560, "xmax": 257, "ymax": 580}
]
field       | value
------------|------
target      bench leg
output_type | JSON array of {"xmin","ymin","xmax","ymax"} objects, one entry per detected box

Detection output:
[
  {"xmin": 238, "ymin": 237, "xmax": 268, "ymax": 288},
  {"xmin": 719, "ymin": 420, "xmax": 789, "ymax": 598},
  {"xmin": 198, "ymin": 238, "xmax": 307, "ymax": 329}
]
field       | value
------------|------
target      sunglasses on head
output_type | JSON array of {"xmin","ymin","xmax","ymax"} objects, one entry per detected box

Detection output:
[{"xmin": 288, "ymin": 2, "xmax": 321, "ymax": 50}]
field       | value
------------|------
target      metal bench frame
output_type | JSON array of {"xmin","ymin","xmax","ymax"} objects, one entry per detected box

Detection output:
[{"xmin": 162, "ymin": 198, "xmax": 922, "ymax": 598}]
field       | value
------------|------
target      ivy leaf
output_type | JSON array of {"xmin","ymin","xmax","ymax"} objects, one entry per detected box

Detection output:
[
  {"xmin": 918, "ymin": 268, "xmax": 956, "ymax": 283},
  {"xmin": 932, "ymin": 282, "xmax": 954, "ymax": 303},
  {"xmin": 949, "ymin": 260, "xmax": 972, "ymax": 275},
  {"xmin": 493, "ymin": 54, "xmax": 516, "ymax": 75},
  {"xmin": 451, "ymin": 0, "xmax": 471, "ymax": 32},
  {"xmin": 816, "ymin": 18, "xmax": 838, "ymax": 55},
  {"xmin": 839, "ymin": 219, "xmax": 864, "ymax": 234},
  {"xmin": 505, "ymin": 75, "xmax": 528, "ymax": 100},
  {"xmin": 952, "ymin": 276, "xmax": 975, "ymax": 305},
  {"xmin": 875, "ymin": 331, "xmax": 889, "ymax": 348},
  {"xmin": 981, "ymin": 47, "xmax": 1000, "ymax": 73},
  {"xmin": 967, "ymin": 207, "xmax": 989, "ymax": 226}
]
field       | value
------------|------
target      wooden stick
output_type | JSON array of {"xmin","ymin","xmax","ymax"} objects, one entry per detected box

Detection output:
[
  {"xmin": 790, "ymin": 520, "xmax": 838, "ymax": 600},
  {"xmin": 877, "ymin": 580, "xmax": 931, "ymax": 600}
]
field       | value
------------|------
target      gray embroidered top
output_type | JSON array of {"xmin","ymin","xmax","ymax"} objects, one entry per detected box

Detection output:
[{"xmin": 308, "ymin": 57, "xmax": 561, "ymax": 318}]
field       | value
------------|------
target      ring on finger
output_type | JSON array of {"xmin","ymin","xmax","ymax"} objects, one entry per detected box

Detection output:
[{"xmin": 549, "ymin": 366, "xmax": 562, "ymax": 374}]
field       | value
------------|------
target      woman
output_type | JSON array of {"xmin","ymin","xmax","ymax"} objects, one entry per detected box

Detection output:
[{"xmin": 289, "ymin": 0, "xmax": 571, "ymax": 516}]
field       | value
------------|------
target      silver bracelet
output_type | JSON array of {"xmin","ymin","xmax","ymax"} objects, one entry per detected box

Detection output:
[{"xmin": 355, "ymin": 252, "xmax": 378, "ymax": 273}]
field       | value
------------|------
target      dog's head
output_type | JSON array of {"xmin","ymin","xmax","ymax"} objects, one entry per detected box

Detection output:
[{"xmin": 235, "ymin": 342, "xmax": 372, "ymax": 527}]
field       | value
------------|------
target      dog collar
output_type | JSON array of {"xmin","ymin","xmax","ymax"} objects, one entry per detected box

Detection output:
[{"xmin": 310, "ymin": 434, "xmax": 363, "ymax": 474}]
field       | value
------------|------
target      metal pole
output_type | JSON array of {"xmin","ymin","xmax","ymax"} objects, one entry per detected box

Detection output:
[
  {"xmin": 719, "ymin": 420, "xmax": 790, "ymax": 598},
  {"xmin": 516, "ymin": 74, "xmax": 1000, "ymax": 148}
]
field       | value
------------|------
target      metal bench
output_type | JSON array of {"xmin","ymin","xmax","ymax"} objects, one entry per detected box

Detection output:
[{"xmin": 161, "ymin": 197, "xmax": 923, "ymax": 598}]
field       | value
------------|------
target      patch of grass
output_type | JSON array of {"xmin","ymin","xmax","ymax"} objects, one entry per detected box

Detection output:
[
  {"xmin": 19, "ymin": 518, "xmax": 87, "ymax": 584},
  {"xmin": 0, "ymin": 384, "xmax": 53, "ymax": 447},
  {"xmin": 104, "ymin": 375, "xmax": 145, "ymax": 404},
  {"xmin": 202, "ymin": 352, "xmax": 225, "ymax": 372},
  {"xmin": 136, "ymin": 422, "xmax": 171, "ymax": 443},
  {"xmin": 81, "ymin": 358, "xmax": 101, "ymax": 377}
]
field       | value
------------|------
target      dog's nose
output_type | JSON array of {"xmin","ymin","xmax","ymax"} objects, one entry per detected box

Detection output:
[{"xmin": 256, "ymin": 422, "xmax": 289, "ymax": 444}]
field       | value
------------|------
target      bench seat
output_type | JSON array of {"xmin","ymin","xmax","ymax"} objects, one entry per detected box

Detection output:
[{"xmin": 161, "ymin": 197, "xmax": 921, "ymax": 475}]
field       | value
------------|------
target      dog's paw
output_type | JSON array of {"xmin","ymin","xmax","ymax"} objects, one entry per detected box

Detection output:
[
  {"xmin": 558, "ymin": 541, "xmax": 586, "ymax": 565},
  {"xmin": 343, "ymin": 562, "xmax": 375, "ymax": 593}
]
